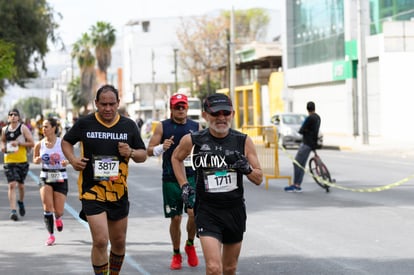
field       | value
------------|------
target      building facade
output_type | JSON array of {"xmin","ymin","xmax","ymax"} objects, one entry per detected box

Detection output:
[
  {"xmin": 122, "ymin": 17, "xmax": 184, "ymax": 122},
  {"xmin": 282, "ymin": 0, "xmax": 414, "ymax": 141}
]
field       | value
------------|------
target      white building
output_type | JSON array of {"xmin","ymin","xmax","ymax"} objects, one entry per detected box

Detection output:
[{"xmin": 282, "ymin": 1, "xmax": 414, "ymax": 142}]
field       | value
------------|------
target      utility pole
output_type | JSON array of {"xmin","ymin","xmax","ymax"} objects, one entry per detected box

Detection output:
[
  {"xmin": 229, "ymin": 6, "xmax": 236, "ymax": 128},
  {"xmin": 358, "ymin": 0, "xmax": 369, "ymax": 144},
  {"xmin": 173, "ymin": 48, "xmax": 178, "ymax": 92},
  {"xmin": 151, "ymin": 49, "xmax": 156, "ymax": 120}
]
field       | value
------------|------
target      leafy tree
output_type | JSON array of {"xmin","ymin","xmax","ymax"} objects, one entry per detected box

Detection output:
[
  {"xmin": 90, "ymin": 21, "xmax": 116, "ymax": 84},
  {"xmin": 0, "ymin": 0, "xmax": 61, "ymax": 95},
  {"xmin": 176, "ymin": 16, "xmax": 228, "ymax": 95},
  {"xmin": 176, "ymin": 8, "xmax": 270, "ymax": 96},
  {"xmin": 13, "ymin": 96, "xmax": 50, "ymax": 119},
  {"xmin": 222, "ymin": 8, "xmax": 270, "ymax": 43},
  {"xmin": 67, "ymin": 76, "xmax": 87, "ymax": 116},
  {"xmin": 71, "ymin": 33, "xmax": 96, "ymax": 114},
  {"xmin": 198, "ymin": 80, "xmax": 222, "ymax": 101},
  {"xmin": 0, "ymin": 40, "xmax": 16, "ymax": 82}
]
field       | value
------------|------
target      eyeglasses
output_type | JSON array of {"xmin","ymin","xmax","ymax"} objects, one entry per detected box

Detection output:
[
  {"xmin": 209, "ymin": 110, "xmax": 232, "ymax": 117},
  {"xmin": 173, "ymin": 104, "xmax": 187, "ymax": 110},
  {"xmin": 8, "ymin": 113, "xmax": 18, "ymax": 117}
]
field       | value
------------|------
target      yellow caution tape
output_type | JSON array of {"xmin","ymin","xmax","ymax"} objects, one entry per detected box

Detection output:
[{"xmin": 279, "ymin": 144, "xmax": 414, "ymax": 192}]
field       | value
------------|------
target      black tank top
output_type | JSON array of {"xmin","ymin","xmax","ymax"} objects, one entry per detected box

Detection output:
[
  {"xmin": 191, "ymin": 128, "xmax": 247, "ymax": 208},
  {"xmin": 161, "ymin": 118, "xmax": 199, "ymax": 181},
  {"xmin": 5, "ymin": 123, "xmax": 23, "ymax": 141}
]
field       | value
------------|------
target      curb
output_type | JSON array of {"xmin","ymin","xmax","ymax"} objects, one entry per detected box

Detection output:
[
  {"xmin": 321, "ymin": 145, "xmax": 341, "ymax": 150},
  {"xmin": 321, "ymin": 145, "xmax": 353, "ymax": 151}
]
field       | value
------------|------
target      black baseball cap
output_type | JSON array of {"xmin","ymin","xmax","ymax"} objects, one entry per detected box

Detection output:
[
  {"xmin": 8, "ymin": 108, "xmax": 20, "ymax": 116},
  {"xmin": 203, "ymin": 93, "xmax": 233, "ymax": 113}
]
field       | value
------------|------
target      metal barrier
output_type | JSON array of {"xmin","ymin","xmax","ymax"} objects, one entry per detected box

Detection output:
[{"xmin": 242, "ymin": 125, "xmax": 291, "ymax": 189}]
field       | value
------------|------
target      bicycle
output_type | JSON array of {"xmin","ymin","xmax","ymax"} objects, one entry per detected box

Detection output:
[{"xmin": 308, "ymin": 150, "xmax": 335, "ymax": 192}]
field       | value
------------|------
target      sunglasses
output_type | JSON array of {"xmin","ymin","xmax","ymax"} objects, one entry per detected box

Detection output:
[
  {"xmin": 209, "ymin": 110, "xmax": 232, "ymax": 117},
  {"xmin": 8, "ymin": 113, "xmax": 18, "ymax": 117},
  {"xmin": 173, "ymin": 104, "xmax": 187, "ymax": 110}
]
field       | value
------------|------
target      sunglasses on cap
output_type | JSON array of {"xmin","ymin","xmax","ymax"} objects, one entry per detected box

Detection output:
[
  {"xmin": 8, "ymin": 113, "xmax": 18, "ymax": 117},
  {"xmin": 209, "ymin": 110, "xmax": 232, "ymax": 117},
  {"xmin": 173, "ymin": 104, "xmax": 188, "ymax": 110}
]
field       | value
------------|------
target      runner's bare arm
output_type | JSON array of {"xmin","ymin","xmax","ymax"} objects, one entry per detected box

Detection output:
[
  {"xmin": 244, "ymin": 136, "xmax": 263, "ymax": 185},
  {"xmin": 171, "ymin": 133, "xmax": 192, "ymax": 187}
]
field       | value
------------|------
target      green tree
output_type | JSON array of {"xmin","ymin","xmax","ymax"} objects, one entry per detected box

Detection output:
[
  {"xmin": 0, "ymin": 0, "xmax": 61, "ymax": 95},
  {"xmin": 13, "ymin": 96, "xmax": 50, "ymax": 119},
  {"xmin": 176, "ymin": 8, "xmax": 270, "ymax": 96},
  {"xmin": 67, "ymin": 76, "xmax": 87, "ymax": 116},
  {"xmin": 90, "ymin": 21, "xmax": 116, "ymax": 84},
  {"xmin": 177, "ymin": 16, "xmax": 228, "ymax": 95},
  {"xmin": 0, "ymin": 40, "xmax": 16, "ymax": 82},
  {"xmin": 222, "ymin": 8, "xmax": 270, "ymax": 43},
  {"xmin": 71, "ymin": 33, "xmax": 96, "ymax": 114}
]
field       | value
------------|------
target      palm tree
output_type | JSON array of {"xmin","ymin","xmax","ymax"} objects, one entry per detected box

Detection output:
[
  {"xmin": 67, "ymin": 76, "xmax": 86, "ymax": 116},
  {"xmin": 90, "ymin": 21, "xmax": 116, "ymax": 84},
  {"xmin": 71, "ymin": 33, "xmax": 96, "ymax": 114}
]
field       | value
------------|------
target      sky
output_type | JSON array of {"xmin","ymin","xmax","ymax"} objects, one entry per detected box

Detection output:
[
  {"xmin": 2, "ymin": 0, "xmax": 283, "ymax": 116},
  {"xmin": 45, "ymin": 0, "xmax": 282, "ymax": 75},
  {"xmin": 48, "ymin": 0, "xmax": 282, "ymax": 47}
]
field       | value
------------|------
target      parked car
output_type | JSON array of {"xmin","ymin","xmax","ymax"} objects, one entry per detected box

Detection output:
[{"xmin": 270, "ymin": 113, "xmax": 323, "ymax": 148}]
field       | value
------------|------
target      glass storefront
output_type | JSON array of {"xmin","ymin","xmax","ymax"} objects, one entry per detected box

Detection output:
[
  {"xmin": 287, "ymin": 0, "xmax": 345, "ymax": 68},
  {"xmin": 370, "ymin": 0, "xmax": 414, "ymax": 34},
  {"xmin": 287, "ymin": 0, "xmax": 413, "ymax": 68}
]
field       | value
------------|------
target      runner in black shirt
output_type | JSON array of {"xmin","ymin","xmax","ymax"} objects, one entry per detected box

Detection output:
[
  {"xmin": 172, "ymin": 93, "xmax": 263, "ymax": 275},
  {"xmin": 62, "ymin": 84, "xmax": 147, "ymax": 275}
]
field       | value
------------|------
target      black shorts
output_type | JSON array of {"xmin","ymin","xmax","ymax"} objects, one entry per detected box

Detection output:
[
  {"xmin": 39, "ymin": 178, "xmax": 68, "ymax": 196},
  {"xmin": 81, "ymin": 196, "xmax": 129, "ymax": 221},
  {"xmin": 195, "ymin": 203, "xmax": 247, "ymax": 244},
  {"xmin": 4, "ymin": 163, "xmax": 29, "ymax": 183}
]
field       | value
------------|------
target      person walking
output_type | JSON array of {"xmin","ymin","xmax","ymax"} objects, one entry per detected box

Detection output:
[
  {"xmin": 284, "ymin": 101, "xmax": 321, "ymax": 192},
  {"xmin": 33, "ymin": 117, "xmax": 69, "ymax": 246},
  {"xmin": 147, "ymin": 93, "xmax": 201, "ymax": 270},
  {"xmin": 61, "ymin": 84, "xmax": 147, "ymax": 275},
  {"xmin": 171, "ymin": 93, "xmax": 263, "ymax": 275},
  {"xmin": 1, "ymin": 108, "xmax": 34, "ymax": 221}
]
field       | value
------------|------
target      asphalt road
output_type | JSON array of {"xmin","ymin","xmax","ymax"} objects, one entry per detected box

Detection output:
[{"xmin": 1, "ymin": 148, "xmax": 414, "ymax": 275}]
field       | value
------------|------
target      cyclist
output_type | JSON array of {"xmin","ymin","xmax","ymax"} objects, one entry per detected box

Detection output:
[{"xmin": 285, "ymin": 101, "xmax": 321, "ymax": 192}]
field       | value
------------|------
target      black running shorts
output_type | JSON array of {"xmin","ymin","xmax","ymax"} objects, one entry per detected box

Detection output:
[
  {"xmin": 81, "ymin": 196, "xmax": 129, "ymax": 221},
  {"xmin": 196, "ymin": 203, "xmax": 247, "ymax": 244},
  {"xmin": 38, "ymin": 178, "xmax": 68, "ymax": 196}
]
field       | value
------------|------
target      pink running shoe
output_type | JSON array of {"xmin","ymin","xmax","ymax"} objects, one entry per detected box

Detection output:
[
  {"xmin": 55, "ymin": 218, "xmax": 63, "ymax": 232},
  {"xmin": 185, "ymin": 245, "xmax": 199, "ymax": 267},
  {"xmin": 46, "ymin": 235, "xmax": 55, "ymax": 246}
]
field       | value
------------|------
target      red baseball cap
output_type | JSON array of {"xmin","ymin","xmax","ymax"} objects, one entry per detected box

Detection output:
[{"xmin": 170, "ymin": 94, "xmax": 188, "ymax": 107}]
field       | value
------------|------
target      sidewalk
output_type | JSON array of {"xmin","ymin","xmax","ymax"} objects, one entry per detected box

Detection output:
[{"xmin": 322, "ymin": 133, "xmax": 414, "ymax": 157}]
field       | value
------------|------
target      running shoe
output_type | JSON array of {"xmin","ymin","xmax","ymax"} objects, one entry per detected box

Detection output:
[
  {"xmin": 170, "ymin": 253, "xmax": 182, "ymax": 270},
  {"xmin": 55, "ymin": 218, "xmax": 63, "ymax": 232},
  {"xmin": 185, "ymin": 244, "xmax": 199, "ymax": 267},
  {"xmin": 18, "ymin": 200, "xmax": 25, "ymax": 216},
  {"xmin": 45, "ymin": 235, "xmax": 55, "ymax": 246},
  {"xmin": 284, "ymin": 185, "xmax": 302, "ymax": 192},
  {"xmin": 9, "ymin": 210, "xmax": 18, "ymax": 221}
]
